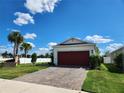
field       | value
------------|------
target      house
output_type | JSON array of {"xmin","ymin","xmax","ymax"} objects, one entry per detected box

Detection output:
[
  {"xmin": 53, "ymin": 38, "xmax": 96, "ymax": 66},
  {"xmin": 108, "ymin": 46, "xmax": 124, "ymax": 63}
]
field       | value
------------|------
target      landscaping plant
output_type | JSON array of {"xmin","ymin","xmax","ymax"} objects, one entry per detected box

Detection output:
[
  {"xmin": 99, "ymin": 63, "xmax": 108, "ymax": 71},
  {"xmin": 114, "ymin": 53, "xmax": 124, "ymax": 72},
  {"xmin": 89, "ymin": 55, "xmax": 102, "ymax": 69},
  {"xmin": 31, "ymin": 53, "xmax": 37, "ymax": 65}
]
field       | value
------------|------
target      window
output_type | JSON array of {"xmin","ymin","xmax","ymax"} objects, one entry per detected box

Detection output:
[{"xmin": 91, "ymin": 50, "xmax": 94, "ymax": 54}]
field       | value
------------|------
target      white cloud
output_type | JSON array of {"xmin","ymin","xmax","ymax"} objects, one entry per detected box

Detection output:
[
  {"xmin": 106, "ymin": 43, "xmax": 123, "ymax": 52},
  {"xmin": 99, "ymin": 48, "xmax": 105, "ymax": 56},
  {"xmin": 36, "ymin": 42, "xmax": 57, "ymax": 55},
  {"xmin": 13, "ymin": 12, "xmax": 34, "ymax": 26},
  {"xmin": 11, "ymin": 29, "xmax": 20, "ymax": 32},
  {"xmin": 24, "ymin": 0, "xmax": 61, "ymax": 14},
  {"xmin": 39, "ymin": 48, "xmax": 49, "ymax": 51},
  {"xmin": 36, "ymin": 48, "xmax": 49, "ymax": 55},
  {"xmin": 48, "ymin": 42, "xmax": 57, "ymax": 49},
  {"xmin": 6, "ymin": 28, "xmax": 20, "ymax": 32},
  {"xmin": 84, "ymin": 35, "xmax": 113, "ymax": 43},
  {"xmin": 39, "ymin": 48, "xmax": 49, "ymax": 55},
  {"xmin": 24, "ymin": 33, "xmax": 37, "ymax": 40},
  {"xmin": 0, "ymin": 46, "xmax": 6, "ymax": 49},
  {"xmin": 0, "ymin": 46, "xmax": 6, "ymax": 53},
  {"xmin": 27, "ymin": 42, "xmax": 36, "ymax": 48},
  {"xmin": 0, "ymin": 45, "xmax": 13, "ymax": 53}
]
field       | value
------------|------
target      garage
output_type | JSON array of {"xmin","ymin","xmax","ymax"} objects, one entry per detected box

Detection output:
[
  {"xmin": 53, "ymin": 38, "xmax": 96, "ymax": 66},
  {"xmin": 58, "ymin": 51, "xmax": 89, "ymax": 66}
]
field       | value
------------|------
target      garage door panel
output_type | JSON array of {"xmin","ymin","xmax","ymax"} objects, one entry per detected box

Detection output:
[{"xmin": 58, "ymin": 51, "xmax": 89, "ymax": 66}]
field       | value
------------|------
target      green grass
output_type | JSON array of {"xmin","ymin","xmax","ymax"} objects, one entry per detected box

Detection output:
[
  {"xmin": 0, "ymin": 63, "xmax": 49, "ymax": 79},
  {"xmin": 82, "ymin": 70, "xmax": 124, "ymax": 93}
]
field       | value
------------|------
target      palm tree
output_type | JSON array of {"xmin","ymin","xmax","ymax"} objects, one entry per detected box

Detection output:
[
  {"xmin": 8, "ymin": 31, "xmax": 24, "ymax": 57},
  {"xmin": 20, "ymin": 42, "xmax": 32, "ymax": 57}
]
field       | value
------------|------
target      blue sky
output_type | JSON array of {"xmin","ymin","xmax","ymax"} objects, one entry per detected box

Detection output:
[{"xmin": 0, "ymin": 0, "xmax": 124, "ymax": 55}]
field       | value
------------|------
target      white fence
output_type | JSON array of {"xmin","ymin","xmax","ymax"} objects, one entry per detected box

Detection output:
[
  {"xmin": 0, "ymin": 58, "xmax": 13, "ymax": 63},
  {"xmin": 104, "ymin": 57, "xmax": 111, "ymax": 63},
  {"xmin": 20, "ymin": 58, "xmax": 51, "ymax": 64},
  {"xmin": 0, "ymin": 58, "xmax": 51, "ymax": 64}
]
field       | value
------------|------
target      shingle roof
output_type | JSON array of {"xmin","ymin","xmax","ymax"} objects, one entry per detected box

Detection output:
[
  {"xmin": 110, "ymin": 46, "xmax": 124, "ymax": 54},
  {"xmin": 57, "ymin": 38, "xmax": 95, "ymax": 46}
]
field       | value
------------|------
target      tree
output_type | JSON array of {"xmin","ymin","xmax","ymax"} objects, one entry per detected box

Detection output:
[
  {"xmin": 8, "ymin": 31, "xmax": 23, "ymax": 57},
  {"xmin": 20, "ymin": 42, "xmax": 32, "ymax": 57},
  {"xmin": 8, "ymin": 53, "xmax": 13, "ymax": 58},
  {"xmin": 49, "ymin": 52, "xmax": 54, "ymax": 65},
  {"xmin": 31, "ymin": 53, "xmax": 37, "ymax": 65},
  {"xmin": 38, "ymin": 54, "xmax": 45, "ymax": 58},
  {"xmin": 104, "ymin": 51, "xmax": 110, "ymax": 57},
  {"xmin": 44, "ymin": 53, "xmax": 49, "ymax": 58},
  {"xmin": 90, "ymin": 55, "xmax": 101, "ymax": 69},
  {"xmin": 1, "ymin": 51, "xmax": 13, "ymax": 58},
  {"xmin": 1, "ymin": 51, "xmax": 8, "ymax": 58},
  {"xmin": 95, "ymin": 47, "xmax": 100, "ymax": 56}
]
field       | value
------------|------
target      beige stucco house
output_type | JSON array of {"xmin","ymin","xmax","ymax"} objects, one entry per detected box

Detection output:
[{"xmin": 53, "ymin": 38, "xmax": 96, "ymax": 66}]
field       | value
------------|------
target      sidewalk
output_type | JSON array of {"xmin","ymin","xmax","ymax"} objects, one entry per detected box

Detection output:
[{"xmin": 0, "ymin": 79, "xmax": 87, "ymax": 93}]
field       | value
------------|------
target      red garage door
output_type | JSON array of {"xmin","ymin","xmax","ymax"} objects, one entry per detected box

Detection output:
[{"xmin": 58, "ymin": 51, "xmax": 89, "ymax": 66}]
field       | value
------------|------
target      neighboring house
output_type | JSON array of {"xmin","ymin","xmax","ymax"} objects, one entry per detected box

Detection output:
[
  {"xmin": 108, "ymin": 46, "xmax": 124, "ymax": 63},
  {"xmin": 53, "ymin": 38, "xmax": 96, "ymax": 66}
]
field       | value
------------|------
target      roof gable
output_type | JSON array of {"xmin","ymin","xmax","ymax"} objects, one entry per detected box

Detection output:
[{"xmin": 59, "ymin": 38, "xmax": 93, "ymax": 45}]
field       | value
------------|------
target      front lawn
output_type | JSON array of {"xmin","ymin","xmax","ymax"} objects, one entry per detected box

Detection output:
[
  {"xmin": 0, "ymin": 63, "xmax": 49, "ymax": 79},
  {"xmin": 82, "ymin": 70, "xmax": 124, "ymax": 93}
]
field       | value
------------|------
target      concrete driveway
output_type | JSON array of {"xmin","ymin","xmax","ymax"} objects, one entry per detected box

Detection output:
[
  {"xmin": 14, "ymin": 67, "xmax": 87, "ymax": 90},
  {"xmin": 0, "ymin": 79, "xmax": 87, "ymax": 93}
]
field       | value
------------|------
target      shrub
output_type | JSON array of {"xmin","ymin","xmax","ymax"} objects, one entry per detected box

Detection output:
[
  {"xmin": 100, "ymin": 64, "xmax": 108, "ymax": 71},
  {"xmin": 104, "ymin": 63, "xmax": 120, "ymax": 73},
  {"xmin": 31, "ymin": 53, "xmax": 37, "ymax": 65},
  {"xmin": 48, "ymin": 52, "xmax": 55, "ymax": 66},
  {"xmin": 89, "ymin": 55, "xmax": 102, "ymax": 69},
  {"xmin": 48, "ymin": 62, "xmax": 55, "ymax": 66},
  {"xmin": 114, "ymin": 53, "xmax": 124, "ymax": 72}
]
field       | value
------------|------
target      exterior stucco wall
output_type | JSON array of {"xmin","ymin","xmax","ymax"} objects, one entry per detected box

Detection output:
[
  {"xmin": 109, "ymin": 48, "xmax": 124, "ymax": 63},
  {"xmin": 53, "ymin": 44, "xmax": 96, "ymax": 65}
]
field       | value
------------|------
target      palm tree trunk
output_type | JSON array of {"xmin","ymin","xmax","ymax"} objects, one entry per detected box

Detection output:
[
  {"xmin": 13, "ymin": 44, "xmax": 16, "ymax": 57},
  {"xmin": 15, "ymin": 44, "xmax": 19, "ymax": 65},
  {"xmin": 16, "ymin": 44, "xmax": 19, "ymax": 56},
  {"xmin": 25, "ymin": 49, "xmax": 27, "ymax": 58}
]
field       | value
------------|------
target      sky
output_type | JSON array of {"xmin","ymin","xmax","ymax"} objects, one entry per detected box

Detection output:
[{"xmin": 0, "ymin": 0, "xmax": 124, "ymax": 55}]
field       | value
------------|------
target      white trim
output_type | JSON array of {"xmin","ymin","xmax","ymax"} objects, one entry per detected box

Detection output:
[{"xmin": 53, "ymin": 44, "xmax": 96, "ymax": 48}]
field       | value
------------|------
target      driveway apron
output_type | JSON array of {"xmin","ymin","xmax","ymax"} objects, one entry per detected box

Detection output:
[{"xmin": 14, "ymin": 67, "xmax": 87, "ymax": 90}]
